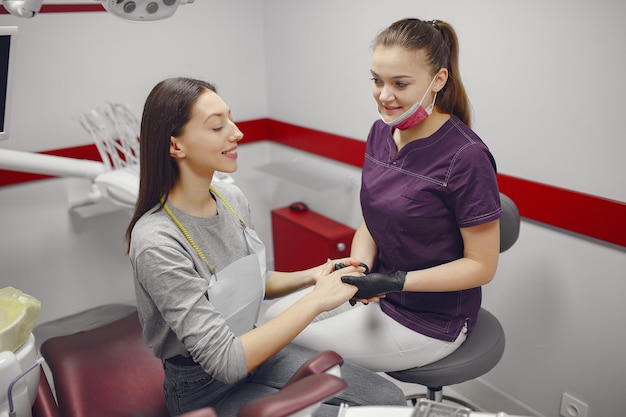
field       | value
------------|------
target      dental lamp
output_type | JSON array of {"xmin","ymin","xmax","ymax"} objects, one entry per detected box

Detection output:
[
  {"xmin": 1, "ymin": 0, "xmax": 195, "ymax": 21},
  {"xmin": 96, "ymin": 0, "xmax": 195, "ymax": 22},
  {"xmin": 1, "ymin": 0, "xmax": 43, "ymax": 18}
]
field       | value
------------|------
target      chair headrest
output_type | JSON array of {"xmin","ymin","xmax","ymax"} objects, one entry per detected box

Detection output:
[{"xmin": 499, "ymin": 193, "xmax": 520, "ymax": 253}]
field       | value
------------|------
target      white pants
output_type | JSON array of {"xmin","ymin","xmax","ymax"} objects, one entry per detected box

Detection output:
[{"xmin": 264, "ymin": 288, "xmax": 467, "ymax": 372}]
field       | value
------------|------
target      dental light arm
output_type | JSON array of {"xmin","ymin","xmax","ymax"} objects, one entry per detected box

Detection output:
[
  {"xmin": 0, "ymin": 148, "xmax": 105, "ymax": 180},
  {"xmin": 1, "ymin": 0, "xmax": 43, "ymax": 18}
]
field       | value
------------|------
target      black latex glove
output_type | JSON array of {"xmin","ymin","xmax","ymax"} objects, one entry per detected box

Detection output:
[
  {"xmin": 333, "ymin": 262, "xmax": 370, "ymax": 274},
  {"xmin": 341, "ymin": 271, "xmax": 406, "ymax": 299},
  {"xmin": 334, "ymin": 262, "xmax": 371, "ymax": 305}
]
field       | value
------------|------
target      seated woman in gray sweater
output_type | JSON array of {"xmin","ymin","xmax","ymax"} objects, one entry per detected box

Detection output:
[{"xmin": 125, "ymin": 77, "xmax": 405, "ymax": 417}]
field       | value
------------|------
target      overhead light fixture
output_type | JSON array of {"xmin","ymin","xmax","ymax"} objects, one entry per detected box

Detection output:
[
  {"xmin": 1, "ymin": 0, "xmax": 195, "ymax": 21},
  {"xmin": 1, "ymin": 0, "xmax": 43, "ymax": 18},
  {"xmin": 96, "ymin": 0, "xmax": 195, "ymax": 22}
]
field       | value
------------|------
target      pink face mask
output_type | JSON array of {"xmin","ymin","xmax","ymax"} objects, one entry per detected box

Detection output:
[{"xmin": 382, "ymin": 76, "xmax": 438, "ymax": 131}]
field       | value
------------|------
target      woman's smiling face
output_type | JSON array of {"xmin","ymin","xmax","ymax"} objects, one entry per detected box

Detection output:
[
  {"xmin": 172, "ymin": 89, "xmax": 244, "ymax": 176},
  {"xmin": 370, "ymin": 46, "xmax": 436, "ymax": 124}
]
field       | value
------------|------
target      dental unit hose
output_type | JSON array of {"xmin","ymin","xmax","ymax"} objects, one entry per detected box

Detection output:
[{"xmin": 7, "ymin": 357, "xmax": 44, "ymax": 417}]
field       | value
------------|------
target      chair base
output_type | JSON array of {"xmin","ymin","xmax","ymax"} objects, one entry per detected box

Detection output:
[{"xmin": 406, "ymin": 390, "xmax": 480, "ymax": 411}]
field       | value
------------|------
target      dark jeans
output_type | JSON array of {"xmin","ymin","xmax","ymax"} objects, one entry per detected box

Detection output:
[{"xmin": 163, "ymin": 343, "xmax": 406, "ymax": 417}]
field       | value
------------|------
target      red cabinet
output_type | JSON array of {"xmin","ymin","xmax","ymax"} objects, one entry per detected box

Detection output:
[{"xmin": 271, "ymin": 207, "xmax": 355, "ymax": 272}]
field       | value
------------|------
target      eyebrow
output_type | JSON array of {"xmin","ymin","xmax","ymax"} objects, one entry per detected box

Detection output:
[
  {"xmin": 203, "ymin": 109, "xmax": 232, "ymax": 124},
  {"xmin": 370, "ymin": 70, "xmax": 413, "ymax": 79}
]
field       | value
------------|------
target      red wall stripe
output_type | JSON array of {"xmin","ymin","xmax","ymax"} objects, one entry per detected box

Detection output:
[
  {"xmin": 267, "ymin": 120, "xmax": 368, "ymax": 168},
  {"xmin": 1, "ymin": 118, "xmax": 624, "ymax": 248},
  {"xmin": 0, "ymin": 4, "xmax": 105, "ymax": 14},
  {"xmin": 260, "ymin": 120, "xmax": 626, "ymax": 247},
  {"xmin": 496, "ymin": 174, "xmax": 626, "ymax": 247},
  {"xmin": 238, "ymin": 118, "xmax": 270, "ymax": 143}
]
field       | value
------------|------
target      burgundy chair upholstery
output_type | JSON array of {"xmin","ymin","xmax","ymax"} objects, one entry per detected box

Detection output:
[
  {"xmin": 31, "ymin": 368, "xmax": 60, "ymax": 417},
  {"xmin": 34, "ymin": 307, "xmax": 346, "ymax": 417},
  {"xmin": 39, "ymin": 310, "xmax": 169, "ymax": 417},
  {"xmin": 285, "ymin": 349, "xmax": 343, "ymax": 386}
]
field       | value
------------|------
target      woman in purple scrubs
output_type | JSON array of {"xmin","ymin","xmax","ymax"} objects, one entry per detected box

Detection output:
[{"xmin": 267, "ymin": 18, "xmax": 501, "ymax": 372}]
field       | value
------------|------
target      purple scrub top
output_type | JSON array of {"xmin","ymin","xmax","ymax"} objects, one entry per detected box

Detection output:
[{"xmin": 361, "ymin": 117, "xmax": 501, "ymax": 341}]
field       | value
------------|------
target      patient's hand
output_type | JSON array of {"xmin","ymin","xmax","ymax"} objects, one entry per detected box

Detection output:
[
  {"xmin": 333, "ymin": 261, "xmax": 369, "ymax": 274},
  {"xmin": 351, "ymin": 294, "xmax": 386, "ymax": 305},
  {"xmin": 312, "ymin": 264, "xmax": 361, "ymax": 311},
  {"xmin": 310, "ymin": 258, "xmax": 364, "ymax": 285}
]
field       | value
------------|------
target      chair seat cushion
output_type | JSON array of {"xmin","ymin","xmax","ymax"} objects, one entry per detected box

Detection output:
[
  {"xmin": 386, "ymin": 308, "xmax": 505, "ymax": 388},
  {"xmin": 33, "ymin": 303, "xmax": 137, "ymax": 350},
  {"xmin": 40, "ymin": 309, "xmax": 169, "ymax": 417}
]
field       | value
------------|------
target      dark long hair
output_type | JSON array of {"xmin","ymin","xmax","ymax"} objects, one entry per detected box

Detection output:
[
  {"xmin": 125, "ymin": 77, "xmax": 217, "ymax": 253},
  {"xmin": 374, "ymin": 18, "xmax": 471, "ymax": 127}
]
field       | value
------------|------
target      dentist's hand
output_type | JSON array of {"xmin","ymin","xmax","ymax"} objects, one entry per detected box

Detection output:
[{"xmin": 340, "ymin": 271, "xmax": 406, "ymax": 299}]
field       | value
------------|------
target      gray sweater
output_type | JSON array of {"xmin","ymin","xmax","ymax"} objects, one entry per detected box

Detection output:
[{"xmin": 129, "ymin": 182, "xmax": 255, "ymax": 384}]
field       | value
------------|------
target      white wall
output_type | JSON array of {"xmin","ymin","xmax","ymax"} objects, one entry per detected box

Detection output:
[
  {"xmin": 0, "ymin": 177, "xmax": 136, "ymax": 320},
  {"xmin": 0, "ymin": 1, "xmax": 269, "ymax": 317},
  {"xmin": 264, "ymin": 0, "xmax": 626, "ymax": 203},
  {"xmin": 262, "ymin": 1, "xmax": 626, "ymax": 417},
  {"xmin": 0, "ymin": 1, "xmax": 625, "ymax": 417},
  {"xmin": 1, "ymin": 0, "xmax": 267, "ymax": 152},
  {"xmin": 231, "ymin": 141, "xmax": 363, "ymax": 266}
]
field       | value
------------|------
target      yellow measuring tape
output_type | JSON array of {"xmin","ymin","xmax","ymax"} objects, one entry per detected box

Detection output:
[{"xmin": 161, "ymin": 186, "xmax": 246, "ymax": 280}]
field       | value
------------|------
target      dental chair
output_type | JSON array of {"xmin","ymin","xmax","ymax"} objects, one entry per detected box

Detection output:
[
  {"xmin": 32, "ymin": 309, "xmax": 346, "ymax": 417},
  {"xmin": 386, "ymin": 193, "xmax": 520, "ymax": 408}
]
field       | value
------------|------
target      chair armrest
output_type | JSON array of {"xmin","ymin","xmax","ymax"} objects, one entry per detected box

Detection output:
[
  {"xmin": 238, "ymin": 374, "xmax": 347, "ymax": 417},
  {"xmin": 285, "ymin": 350, "xmax": 344, "ymax": 387}
]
